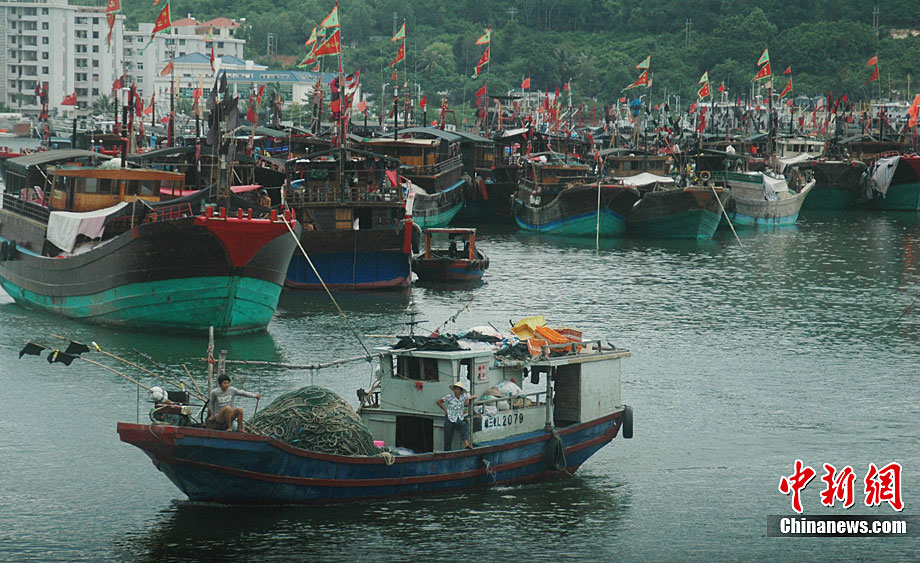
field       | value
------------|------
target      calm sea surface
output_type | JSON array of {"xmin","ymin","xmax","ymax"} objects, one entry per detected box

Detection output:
[{"xmin": 1, "ymin": 146, "xmax": 918, "ymax": 560}]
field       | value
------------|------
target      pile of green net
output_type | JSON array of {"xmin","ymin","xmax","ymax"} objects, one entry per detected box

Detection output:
[{"xmin": 249, "ymin": 386, "xmax": 380, "ymax": 456}]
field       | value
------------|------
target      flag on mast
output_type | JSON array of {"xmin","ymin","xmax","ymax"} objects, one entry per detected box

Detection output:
[
  {"xmin": 475, "ymin": 26, "xmax": 491, "ymax": 45},
  {"xmin": 321, "ymin": 6, "xmax": 339, "ymax": 28},
  {"xmin": 305, "ymin": 25, "xmax": 319, "ymax": 46},
  {"xmin": 698, "ymin": 71, "xmax": 709, "ymax": 84},
  {"xmin": 392, "ymin": 21, "xmax": 406, "ymax": 42},
  {"xmin": 150, "ymin": 1, "xmax": 171, "ymax": 40},
  {"xmin": 389, "ymin": 43, "xmax": 405, "ymax": 67},
  {"xmin": 314, "ymin": 29, "xmax": 341, "ymax": 56},
  {"xmin": 636, "ymin": 55, "xmax": 651, "ymax": 70},
  {"xmin": 472, "ymin": 46, "xmax": 489, "ymax": 78},
  {"xmin": 752, "ymin": 62, "xmax": 771, "ymax": 81},
  {"xmin": 757, "ymin": 48, "xmax": 770, "ymax": 66}
]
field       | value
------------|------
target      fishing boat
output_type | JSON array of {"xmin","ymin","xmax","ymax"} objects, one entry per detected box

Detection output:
[
  {"xmin": 0, "ymin": 163, "xmax": 301, "ymax": 334},
  {"xmin": 512, "ymin": 152, "xmax": 639, "ymax": 237},
  {"xmin": 411, "ymin": 227, "xmax": 488, "ymax": 282},
  {"xmin": 116, "ymin": 324, "xmax": 633, "ymax": 503},
  {"xmin": 790, "ymin": 158, "xmax": 868, "ymax": 211},
  {"xmin": 282, "ymin": 148, "xmax": 413, "ymax": 290},
  {"xmin": 355, "ymin": 133, "xmax": 467, "ymax": 228},
  {"xmin": 626, "ymin": 178, "xmax": 730, "ymax": 239},
  {"xmin": 719, "ymin": 170, "xmax": 816, "ymax": 226},
  {"xmin": 862, "ymin": 154, "xmax": 920, "ymax": 211}
]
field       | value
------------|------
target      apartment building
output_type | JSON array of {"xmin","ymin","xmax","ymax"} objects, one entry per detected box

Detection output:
[{"xmin": 0, "ymin": 0, "xmax": 124, "ymax": 114}]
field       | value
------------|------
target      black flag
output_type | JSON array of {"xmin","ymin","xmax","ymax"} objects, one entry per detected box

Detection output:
[{"xmin": 19, "ymin": 342, "xmax": 43, "ymax": 358}]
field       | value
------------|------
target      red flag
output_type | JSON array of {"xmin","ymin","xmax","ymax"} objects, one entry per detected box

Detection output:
[
  {"xmin": 256, "ymin": 84, "xmax": 265, "ymax": 106},
  {"xmin": 246, "ymin": 91, "xmax": 256, "ymax": 122},
  {"xmin": 61, "ymin": 91, "xmax": 77, "ymax": 106},
  {"xmin": 618, "ymin": 97, "xmax": 626, "ymax": 103},
  {"xmin": 866, "ymin": 55, "xmax": 878, "ymax": 66},
  {"xmin": 389, "ymin": 43, "xmax": 405, "ymax": 67},
  {"xmin": 697, "ymin": 81, "xmax": 710, "ymax": 99},
  {"xmin": 391, "ymin": 69, "xmax": 397, "ymax": 80},
  {"xmin": 474, "ymin": 84, "xmax": 486, "ymax": 98},
  {"xmin": 564, "ymin": 81, "xmax": 570, "ymax": 92},
  {"xmin": 106, "ymin": 12, "xmax": 116, "ymax": 46},
  {"xmin": 779, "ymin": 77, "xmax": 792, "ymax": 98},
  {"xmin": 105, "ymin": 0, "xmax": 120, "ymax": 12},
  {"xmin": 151, "ymin": 1, "xmax": 170, "ymax": 39},
  {"xmin": 192, "ymin": 87, "xmax": 202, "ymax": 110},
  {"xmin": 357, "ymin": 100, "xmax": 367, "ymax": 112},
  {"xmin": 473, "ymin": 46, "xmax": 489, "ymax": 77},
  {"xmin": 864, "ymin": 66, "xmax": 879, "ymax": 85},
  {"xmin": 783, "ymin": 66, "xmax": 791, "ymax": 75},
  {"xmin": 521, "ymin": 77, "xmax": 530, "ymax": 89},
  {"xmin": 718, "ymin": 84, "xmax": 725, "ymax": 93},
  {"xmin": 112, "ymin": 76, "xmax": 122, "ymax": 91},
  {"xmin": 210, "ymin": 43, "xmax": 215, "ymax": 71},
  {"xmin": 419, "ymin": 96, "xmax": 426, "ymax": 110},
  {"xmin": 144, "ymin": 94, "xmax": 154, "ymax": 115},
  {"xmin": 908, "ymin": 93, "xmax": 920, "ymax": 127},
  {"xmin": 623, "ymin": 70, "xmax": 648, "ymax": 90},
  {"xmin": 314, "ymin": 29, "xmax": 341, "ymax": 56},
  {"xmin": 159, "ymin": 59, "xmax": 174, "ymax": 76},
  {"xmin": 135, "ymin": 91, "xmax": 144, "ymax": 117},
  {"xmin": 752, "ymin": 62, "xmax": 771, "ymax": 81}
]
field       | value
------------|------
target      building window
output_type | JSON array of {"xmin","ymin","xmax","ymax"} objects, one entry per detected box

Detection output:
[
  {"xmin": 179, "ymin": 39, "xmax": 185, "ymax": 45},
  {"xmin": 42, "ymin": 52, "xmax": 48, "ymax": 59},
  {"xmin": 42, "ymin": 67, "xmax": 48, "ymax": 74},
  {"xmin": 41, "ymin": 22, "xmax": 48, "ymax": 30},
  {"xmin": 42, "ymin": 8, "xmax": 48, "ymax": 15},
  {"xmin": 93, "ymin": 17, "xmax": 99, "ymax": 24},
  {"xmin": 92, "ymin": 31, "xmax": 99, "ymax": 39},
  {"xmin": 76, "ymin": 88, "xmax": 87, "ymax": 96},
  {"xmin": 93, "ymin": 46, "xmax": 99, "ymax": 53},
  {"xmin": 42, "ymin": 37, "xmax": 48, "ymax": 45},
  {"xmin": 75, "ymin": 30, "xmax": 87, "ymax": 39},
  {"xmin": 218, "ymin": 41, "xmax": 224, "ymax": 48},
  {"xmin": 92, "ymin": 88, "xmax": 99, "ymax": 95},
  {"xmin": 92, "ymin": 60, "xmax": 99, "ymax": 67},
  {"xmin": 75, "ymin": 17, "xmax": 88, "ymax": 24},
  {"xmin": 137, "ymin": 62, "xmax": 143, "ymax": 69}
]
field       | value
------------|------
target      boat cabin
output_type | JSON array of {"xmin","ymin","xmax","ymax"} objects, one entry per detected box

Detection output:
[
  {"xmin": 419, "ymin": 228, "xmax": 478, "ymax": 261},
  {"xmin": 599, "ymin": 148, "xmax": 671, "ymax": 178},
  {"xmin": 521, "ymin": 152, "xmax": 595, "ymax": 191},
  {"xmin": 46, "ymin": 166, "xmax": 185, "ymax": 212},
  {"xmin": 775, "ymin": 137, "xmax": 825, "ymax": 160},
  {"xmin": 360, "ymin": 341, "xmax": 628, "ymax": 452}
]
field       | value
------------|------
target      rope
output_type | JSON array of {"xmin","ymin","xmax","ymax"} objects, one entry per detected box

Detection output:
[
  {"xmin": 248, "ymin": 386, "xmax": 380, "ymax": 456},
  {"xmin": 284, "ymin": 217, "xmax": 372, "ymax": 360}
]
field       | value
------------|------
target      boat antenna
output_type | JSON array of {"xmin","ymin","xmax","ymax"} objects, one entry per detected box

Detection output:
[{"xmin": 430, "ymin": 295, "xmax": 474, "ymax": 336}]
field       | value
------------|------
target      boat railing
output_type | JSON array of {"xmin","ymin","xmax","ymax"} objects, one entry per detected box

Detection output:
[
  {"xmin": 413, "ymin": 155, "xmax": 461, "ymax": 176},
  {"xmin": 473, "ymin": 390, "xmax": 547, "ymax": 410},
  {"xmin": 285, "ymin": 184, "xmax": 404, "ymax": 205},
  {"xmin": 0, "ymin": 192, "xmax": 51, "ymax": 223}
]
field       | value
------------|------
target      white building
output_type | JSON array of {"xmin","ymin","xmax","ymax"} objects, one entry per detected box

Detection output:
[
  {"xmin": 148, "ymin": 53, "xmax": 266, "ymax": 117},
  {"xmin": 124, "ymin": 16, "xmax": 245, "ymax": 99},
  {"xmin": 0, "ymin": 0, "xmax": 124, "ymax": 115}
]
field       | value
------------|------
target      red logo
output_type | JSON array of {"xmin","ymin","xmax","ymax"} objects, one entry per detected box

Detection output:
[
  {"xmin": 779, "ymin": 459, "xmax": 816, "ymax": 513},
  {"xmin": 780, "ymin": 461, "xmax": 903, "ymax": 513},
  {"xmin": 865, "ymin": 462, "xmax": 903, "ymax": 511}
]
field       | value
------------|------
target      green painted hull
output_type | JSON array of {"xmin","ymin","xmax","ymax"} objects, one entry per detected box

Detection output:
[
  {"xmin": 800, "ymin": 188, "xmax": 858, "ymax": 211},
  {"xmin": 863, "ymin": 182, "xmax": 920, "ymax": 211},
  {"xmin": 412, "ymin": 201, "xmax": 464, "ymax": 229},
  {"xmin": 627, "ymin": 209, "xmax": 722, "ymax": 239},
  {"xmin": 516, "ymin": 209, "xmax": 628, "ymax": 237},
  {"xmin": 0, "ymin": 275, "xmax": 282, "ymax": 335}
]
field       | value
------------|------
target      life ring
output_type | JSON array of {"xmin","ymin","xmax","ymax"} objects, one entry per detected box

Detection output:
[
  {"xmin": 622, "ymin": 405, "xmax": 633, "ymax": 439},
  {"xmin": 699, "ymin": 170, "xmax": 711, "ymax": 182}
]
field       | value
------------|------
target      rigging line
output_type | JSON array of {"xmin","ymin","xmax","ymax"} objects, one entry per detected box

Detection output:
[{"xmin": 283, "ymin": 218, "xmax": 372, "ymax": 360}]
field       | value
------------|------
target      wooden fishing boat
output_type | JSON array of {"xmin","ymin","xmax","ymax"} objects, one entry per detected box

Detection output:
[
  {"xmin": 626, "ymin": 180, "xmax": 729, "ymax": 239},
  {"xmin": 0, "ymin": 163, "xmax": 301, "ymax": 334},
  {"xmin": 791, "ymin": 158, "xmax": 868, "ymax": 211},
  {"xmin": 719, "ymin": 170, "xmax": 816, "ymax": 227},
  {"xmin": 411, "ymin": 227, "xmax": 488, "ymax": 282},
  {"xmin": 117, "ymin": 329, "xmax": 633, "ymax": 503},
  {"xmin": 355, "ymin": 133, "xmax": 467, "ymax": 228},
  {"xmin": 862, "ymin": 154, "xmax": 920, "ymax": 211},
  {"xmin": 283, "ymin": 148, "xmax": 413, "ymax": 290},
  {"xmin": 512, "ymin": 152, "xmax": 639, "ymax": 236}
]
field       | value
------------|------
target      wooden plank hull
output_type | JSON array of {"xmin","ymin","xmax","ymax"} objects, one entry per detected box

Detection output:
[
  {"xmin": 116, "ymin": 410, "xmax": 624, "ymax": 504},
  {"xmin": 627, "ymin": 186, "xmax": 727, "ymax": 239},
  {"xmin": 0, "ymin": 212, "xmax": 300, "ymax": 334},
  {"xmin": 512, "ymin": 184, "xmax": 639, "ymax": 237},
  {"xmin": 797, "ymin": 160, "xmax": 868, "ymax": 211}
]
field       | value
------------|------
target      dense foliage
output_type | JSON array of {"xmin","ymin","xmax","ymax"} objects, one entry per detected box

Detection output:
[{"xmin": 79, "ymin": 0, "xmax": 920, "ymax": 110}]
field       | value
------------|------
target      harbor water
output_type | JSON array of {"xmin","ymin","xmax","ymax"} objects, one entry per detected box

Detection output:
[{"xmin": 1, "ymin": 204, "xmax": 919, "ymax": 560}]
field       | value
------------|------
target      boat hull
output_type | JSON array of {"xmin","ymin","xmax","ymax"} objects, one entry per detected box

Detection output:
[
  {"xmin": 797, "ymin": 160, "xmax": 868, "ymax": 211},
  {"xmin": 721, "ymin": 173, "xmax": 815, "ymax": 228},
  {"xmin": 412, "ymin": 256, "xmax": 488, "ymax": 282},
  {"xmin": 284, "ymin": 228, "xmax": 411, "ymax": 290},
  {"xmin": 454, "ymin": 178, "xmax": 516, "ymax": 224},
  {"xmin": 116, "ymin": 410, "xmax": 624, "ymax": 504},
  {"xmin": 411, "ymin": 180, "xmax": 466, "ymax": 229},
  {"xmin": 627, "ymin": 186, "xmax": 727, "ymax": 239},
  {"xmin": 513, "ymin": 184, "xmax": 639, "ymax": 237},
  {"xmin": 0, "ymin": 213, "xmax": 300, "ymax": 334}
]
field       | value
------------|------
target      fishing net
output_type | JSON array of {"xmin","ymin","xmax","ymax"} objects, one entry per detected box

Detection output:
[{"xmin": 248, "ymin": 386, "xmax": 380, "ymax": 456}]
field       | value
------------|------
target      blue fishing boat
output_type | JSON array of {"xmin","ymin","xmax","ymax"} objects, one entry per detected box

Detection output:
[
  {"xmin": 412, "ymin": 227, "xmax": 489, "ymax": 282},
  {"xmin": 117, "ymin": 329, "xmax": 633, "ymax": 503}
]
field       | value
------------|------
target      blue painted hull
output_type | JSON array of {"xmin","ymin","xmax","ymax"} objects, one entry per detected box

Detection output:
[{"xmin": 117, "ymin": 411, "xmax": 624, "ymax": 504}]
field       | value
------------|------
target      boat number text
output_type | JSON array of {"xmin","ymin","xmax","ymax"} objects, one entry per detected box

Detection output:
[{"xmin": 483, "ymin": 412, "xmax": 524, "ymax": 430}]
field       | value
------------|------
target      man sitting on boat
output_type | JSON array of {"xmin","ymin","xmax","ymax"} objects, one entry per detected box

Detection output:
[
  {"xmin": 208, "ymin": 374, "xmax": 261, "ymax": 432},
  {"xmin": 436, "ymin": 380, "xmax": 476, "ymax": 450}
]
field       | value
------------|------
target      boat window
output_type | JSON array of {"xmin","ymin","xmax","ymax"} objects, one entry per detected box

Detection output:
[
  {"xmin": 81, "ymin": 177, "xmax": 99, "ymax": 193},
  {"xmin": 140, "ymin": 180, "xmax": 156, "ymax": 196},
  {"xmin": 395, "ymin": 356, "xmax": 440, "ymax": 381},
  {"xmin": 125, "ymin": 180, "xmax": 139, "ymax": 196},
  {"xmin": 97, "ymin": 179, "xmax": 113, "ymax": 194}
]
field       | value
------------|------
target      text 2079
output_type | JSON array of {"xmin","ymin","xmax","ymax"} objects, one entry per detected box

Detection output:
[{"xmin": 484, "ymin": 412, "xmax": 524, "ymax": 429}]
